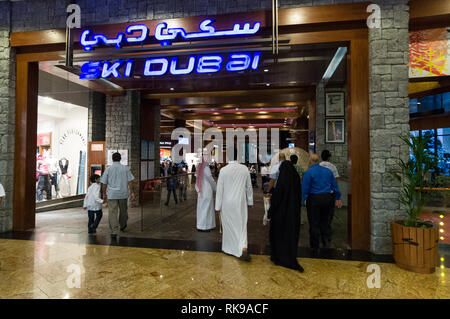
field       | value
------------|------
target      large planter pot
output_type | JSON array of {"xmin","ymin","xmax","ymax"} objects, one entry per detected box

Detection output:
[{"xmin": 391, "ymin": 221, "xmax": 439, "ymax": 274}]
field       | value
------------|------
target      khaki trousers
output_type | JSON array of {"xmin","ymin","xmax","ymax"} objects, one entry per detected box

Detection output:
[{"xmin": 107, "ymin": 199, "xmax": 128, "ymax": 235}]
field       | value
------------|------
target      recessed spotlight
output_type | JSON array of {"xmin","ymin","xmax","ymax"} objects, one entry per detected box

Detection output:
[
  {"xmin": 213, "ymin": 112, "xmax": 220, "ymax": 115},
  {"xmin": 258, "ymin": 111, "xmax": 268, "ymax": 114},
  {"xmin": 264, "ymin": 69, "xmax": 269, "ymax": 72},
  {"xmin": 266, "ymin": 83, "xmax": 270, "ymax": 87},
  {"xmin": 170, "ymin": 87, "xmax": 174, "ymax": 91}
]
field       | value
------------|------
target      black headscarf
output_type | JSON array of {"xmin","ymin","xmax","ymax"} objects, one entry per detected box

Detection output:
[{"xmin": 268, "ymin": 160, "xmax": 302, "ymax": 270}]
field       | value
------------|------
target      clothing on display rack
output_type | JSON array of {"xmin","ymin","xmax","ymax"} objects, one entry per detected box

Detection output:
[{"xmin": 36, "ymin": 154, "xmax": 52, "ymax": 201}]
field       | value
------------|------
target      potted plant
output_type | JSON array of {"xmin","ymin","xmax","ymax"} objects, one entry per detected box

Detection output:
[{"xmin": 391, "ymin": 134, "xmax": 439, "ymax": 274}]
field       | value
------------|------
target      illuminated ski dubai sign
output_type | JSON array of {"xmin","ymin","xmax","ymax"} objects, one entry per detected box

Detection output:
[{"xmin": 79, "ymin": 19, "xmax": 262, "ymax": 80}]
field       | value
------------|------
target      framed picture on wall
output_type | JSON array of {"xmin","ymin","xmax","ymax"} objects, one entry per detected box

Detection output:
[
  {"xmin": 325, "ymin": 119, "xmax": 345, "ymax": 143},
  {"xmin": 325, "ymin": 92, "xmax": 345, "ymax": 117}
]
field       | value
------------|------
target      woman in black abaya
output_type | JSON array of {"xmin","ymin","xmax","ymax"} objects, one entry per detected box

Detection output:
[{"xmin": 268, "ymin": 160, "xmax": 304, "ymax": 273}]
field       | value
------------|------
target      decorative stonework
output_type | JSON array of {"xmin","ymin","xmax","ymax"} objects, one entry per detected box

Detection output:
[
  {"xmin": 369, "ymin": 0, "xmax": 410, "ymax": 254},
  {"xmin": 0, "ymin": 1, "xmax": 14, "ymax": 232},
  {"xmin": 105, "ymin": 91, "xmax": 141, "ymax": 206}
]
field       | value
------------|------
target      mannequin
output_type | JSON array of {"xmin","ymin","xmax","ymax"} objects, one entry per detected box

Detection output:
[{"xmin": 58, "ymin": 157, "xmax": 71, "ymax": 197}]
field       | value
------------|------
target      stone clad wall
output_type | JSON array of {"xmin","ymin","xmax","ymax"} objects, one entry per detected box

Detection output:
[
  {"xmin": 368, "ymin": 0, "xmax": 410, "ymax": 254},
  {"xmin": 8, "ymin": 0, "xmax": 374, "ymax": 32},
  {"xmin": 0, "ymin": 1, "xmax": 15, "ymax": 232},
  {"xmin": 88, "ymin": 91, "xmax": 107, "ymax": 142},
  {"xmin": 105, "ymin": 91, "xmax": 141, "ymax": 206}
]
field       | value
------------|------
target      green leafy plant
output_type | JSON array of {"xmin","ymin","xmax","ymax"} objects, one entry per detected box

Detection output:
[{"xmin": 392, "ymin": 134, "xmax": 438, "ymax": 227}]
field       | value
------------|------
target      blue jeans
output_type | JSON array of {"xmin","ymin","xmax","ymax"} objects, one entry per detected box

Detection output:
[{"xmin": 88, "ymin": 210, "xmax": 103, "ymax": 232}]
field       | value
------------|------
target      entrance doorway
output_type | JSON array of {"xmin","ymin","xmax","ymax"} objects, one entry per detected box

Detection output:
[
  {"xmin": 12, "ymin": 9, "xmax": 370, "ymax": 251},
  {"xmin": 30, "ymin": 41, "xmax": 351, "ymax": 252}
]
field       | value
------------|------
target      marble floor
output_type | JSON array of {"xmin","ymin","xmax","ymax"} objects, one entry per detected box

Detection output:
[{"xmin": 0, "ymin": 238, "xmax": 449, "ymax": 299}]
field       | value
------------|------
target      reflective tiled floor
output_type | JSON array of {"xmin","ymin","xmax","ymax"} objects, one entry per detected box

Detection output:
[
  {"xmin": 0, "ymin": 238, "xmax": 449, "ymax": 299},
  {"xmin": 35, "ymin": 184, "xmax": 349, "ymax": 250}
]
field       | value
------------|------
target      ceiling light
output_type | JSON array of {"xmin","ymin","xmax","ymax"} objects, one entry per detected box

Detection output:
[
  {"xmin": 266, "ymin": 83, "xmax": 270, "ymax": 87},
  {"xmin": 236, "ymin": 112, "xmax": 243, "ymax": 114},
  {"xmin": 170, "ymin": 87, "xmax": 174, "ymax": 91},
  {"xmin": 213, "ymin": 112, "xmax": 220, "ymax": 115},
  {"xmin": 258, "ymin": 111, "xmax": 268, "ymax": 114},
  {"xmin": 264, "ymin": 69, "xmax": 269, "ymax": 72}
]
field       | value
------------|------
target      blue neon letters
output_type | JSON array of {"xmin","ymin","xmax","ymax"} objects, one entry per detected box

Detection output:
[
  {"xmin": 197, "ymin": 55, "xmax": 223, "ymax": 73},
  {"xmin": 79, "ymin": 52, "xmax": 261, "ymax": 79}
]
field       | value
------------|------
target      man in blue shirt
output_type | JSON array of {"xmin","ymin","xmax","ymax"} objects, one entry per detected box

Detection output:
[{"xmin": 302, "ymin": 154, "xmax": 342, "ymax": 249}]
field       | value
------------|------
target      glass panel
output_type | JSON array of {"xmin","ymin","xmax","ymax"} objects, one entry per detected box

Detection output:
[
  {"xmin": 417, "ymin": 94, "xmax": 443, "ymax": 112},
  {"xmin": 410, "ymin": 98, "xmax": 418, "ymax": 113},
  {"xmin": 443, "ymin": 92, "xmax": 450, "ymax": 112}
]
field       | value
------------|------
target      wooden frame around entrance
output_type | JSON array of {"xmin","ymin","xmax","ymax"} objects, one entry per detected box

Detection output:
[{"xmin": 10, "ymin": 0, "xmax": 447, "ymax": 251}]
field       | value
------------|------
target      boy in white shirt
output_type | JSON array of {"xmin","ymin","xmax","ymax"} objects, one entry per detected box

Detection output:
[{"xmin": 83, "ymin": 174, "xmax": 104, "ymax": 234}]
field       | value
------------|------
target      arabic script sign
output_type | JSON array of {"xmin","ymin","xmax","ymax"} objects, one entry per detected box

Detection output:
[
  {"xmin": 79, "ymin": 18, "xmax": 262, "ymax": 80},
  {"xmin": 80, "ymin": 19, "xmax": 261, "ymax": 51}
]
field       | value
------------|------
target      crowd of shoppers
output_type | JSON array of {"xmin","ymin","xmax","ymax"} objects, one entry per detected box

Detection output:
[{"xmin": 79, "ymin": 149, "xmax": 341, "ymax": 274}]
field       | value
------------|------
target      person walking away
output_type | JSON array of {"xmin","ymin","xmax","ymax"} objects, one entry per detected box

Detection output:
[
  {"xmin": 191, "ymin": 163, "xmax": 197, "ymax": 185},
  {"xmin": 302, "ymin": 154, "xmax": 342, "ymax": 251},
  {"xmin": 260, "ymin": 164, "xmax": 269, "ymax": 191},
  {"xmin": 250, "ymin": 165, "xmax": 257, "ymax": 188},
  {"xmin": 215, "ymin": 149, "xmax": 253, "ymax": 261},
  {"xmin": 268, "ymin": 160, "xmax": 304, "ymax": 272},
  {"xmin": 178, "ymin": 165, "xmax": 188, "ymax": 201},
  {"xmin": 319, "ymin": 150, "xmax": 340, "ymax": 243},
  {"xmin": 196, "ymin": 158, "xmax": 217, "ymax": 231},
  {"xmin": 165, "ymin": 168, "xmax": 178, "ymax": 205},
  {"xmin": 290, "ymin": 155, "xmax": 305, "ymax": 180},
  {"xmin": 266, "ymin": 153, "xmax": 286, "ymax": 193},
  {"xmin": 101, "ymin": 152, "xmax": 135, "ymax": 238},
  {"xmin": 83, "ymin": 174, "xmax": 104, "ymax": 234},
  {"xmin": 319, "ymin": 150, "xmax": 339, "ymax": 178}
]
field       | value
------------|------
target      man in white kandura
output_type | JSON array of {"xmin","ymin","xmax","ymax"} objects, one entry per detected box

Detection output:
[
  {"xmin": 215, "ymin": 149, "xmax": 254, "ymax": 262},
  {"xmin": 195, "ymin": 157, "xmax": 217, "ymax": 232}
]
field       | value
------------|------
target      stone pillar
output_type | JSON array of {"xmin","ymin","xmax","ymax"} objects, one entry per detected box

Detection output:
[
  {"xmin": 369, "ymin": 0, "xmax": 410, "ymax": 254},
  {"xmin": 315, "ymin": 82, "xmax": 348, "ymax": 178},
  {"xmin": 0, "ymin": 2, "xmax": 14, "ymax": 233},
  {"xmin": 88, "ymin": 91, "xmax": 106, "ymax": 142},
  {"xmin": 105, "ymin": 91, "xmax": 140, "ymax": 206}
]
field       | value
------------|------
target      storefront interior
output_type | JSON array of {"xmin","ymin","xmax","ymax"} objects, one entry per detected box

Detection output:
[
  {"xmin": 33, "ymin": 40, "xmax": 351, "ymax": 250},
  {"xmin": 36, "ymin": 70, "xmax": 90, "ymax": 210}
]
